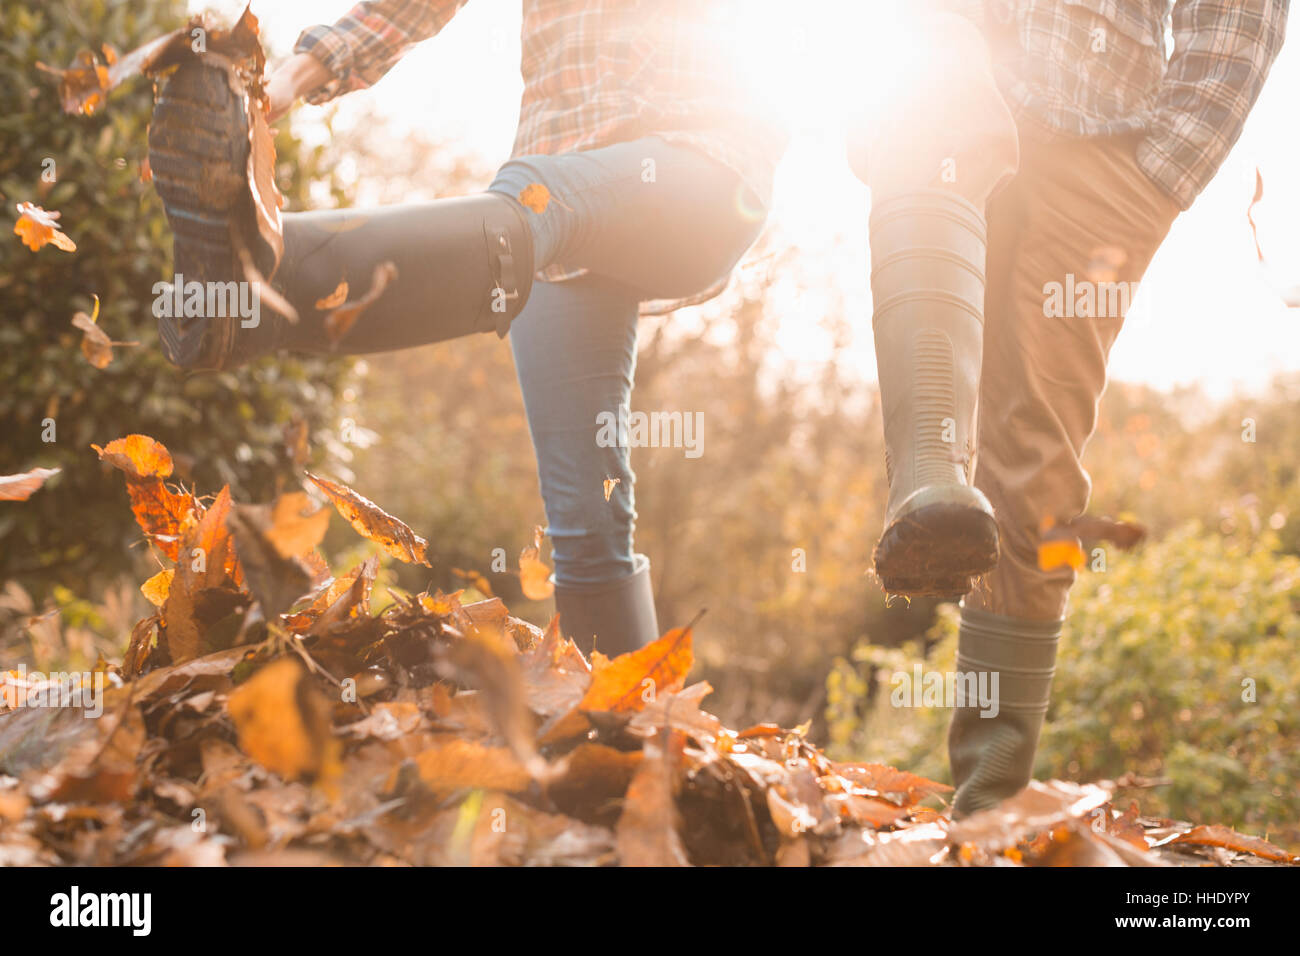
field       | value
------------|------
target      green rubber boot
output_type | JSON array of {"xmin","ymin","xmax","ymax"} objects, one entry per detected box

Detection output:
[
  {"xmin": 869, "ymin": 189, "xmax": 999, "ymax": 598},
  {"xmin": 948, "ymin": 606, "xmax": 1062, "ymax": 818}
]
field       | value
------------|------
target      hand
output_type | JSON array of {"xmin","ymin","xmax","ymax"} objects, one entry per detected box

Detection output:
[{"xmin": 264, "ymin": 52, "xmax": 332, "ymax": 122}]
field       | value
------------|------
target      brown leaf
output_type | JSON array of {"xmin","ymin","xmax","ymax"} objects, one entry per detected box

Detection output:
[
  {"xmin": 0, "ymin": 467, "xmax": 60, "ymax": 501},
  {"xmin": 412, "ymin": 739, "xmax": 532, "ymax": 794},
  {"xmin": 227, "ymin": 657, "xmax": 340, "ymax": 784},
  {"xmin": 831, "ymin": 763, "xmax": 953, "ymax": 807},
  {"xmin": 1063, "ymin": 514, "xmax": 1147, "ymax": 551},
  {"xmin": 226, "ymin": 504, "xmax": 313, "ymax": 620},
  {"xmin": 314, "ymin": 280, "xmax": 349, "ymax": 310},
  {"xmin": 161, "ymin": 486, "xmax": 240, "ymax": 663},
  {"xmin": 306, "ymin": 472, "xmax": 431, "ymax": 565},
  {"xmin": 1167, "ymin": 824, "xmax": 1298, "ymax": 863},
  {"xmin": 323, "ymin": 262, "xmax": 398, "ymax": 345},
  {"xmin": 617, "ymin": 730, "xmax": 689, "ymax": 866},
  {"xmin": 440, "ymin": 626, "xmax": 548, "ymax": 779},
  {"xmin": 471, "ymin": 793, "xmax": 615, "ymax": 867}
]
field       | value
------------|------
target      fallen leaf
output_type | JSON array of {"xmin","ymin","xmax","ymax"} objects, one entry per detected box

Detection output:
[
  {"xmin": 263, "ymin": 491, "xmax": 331, "ymax": 558},
  {"xmin": 519, "ymin": 525, "xmax": 554, "ymax": 600},
  {"xmin": 1166, "ymin": 824, "xmax": 1298, "ymax": 863},
  {"xmin": 71, "ymin": 297, "xmax": 137, "ymax": 369},
  {"xmin": 579, "ymin": 625, "xmax": 693, "ymax": 714},
  {"xmin": 13, "ymin": 202, "xmax": 76, "ymax": 252},
  {"xmin": 227, "ymin": 504, "xmax": 314, "ymax": 620},
  {"xmin": 518, "ymin": 183, "xmax": 551, "ymax": 214},
  {"xmin": 0, "ymin": 467, "xmax": 60, "ymax": 501},
  {"xmin": 323, "ymin": 262, "xmax": 398, "ymax": 345},
  {"xmin": 617, "ymin": 730, "xmax": 689, "ymax": 866},
  {"xmin": 412, "ymin": 739, "xmax": 532, "ymax": 794},
  {"xmin": 140, "ymin": 569, "xmax": 174, "ymax": 608},
  {"xmin": 315, "ymin": 279, "xmax": 349, "ymax": 310},
  {"xmin": 227, "ymin": 658, "xmax": 340, "ymax": 784},
  {"xmin": 306, "ymin": 472, "xmax": 431, "ymax": 566}
]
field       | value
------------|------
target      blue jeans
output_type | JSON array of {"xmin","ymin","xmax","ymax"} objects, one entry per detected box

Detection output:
[{"xmin": 489, "ymin": 138, "xmax": 766, "ymax": 588}]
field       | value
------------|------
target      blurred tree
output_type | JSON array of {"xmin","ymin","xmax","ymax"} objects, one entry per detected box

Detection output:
[{"xmin": 0, "ymin": 0, "xmax": 356, "ymax": 596}]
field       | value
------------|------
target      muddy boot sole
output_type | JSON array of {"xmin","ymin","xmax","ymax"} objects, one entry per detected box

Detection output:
[
  {"xmin": 873, "ymin": 502, "xmax": 1000, "ymax": 599},
  {"xmin": 148, "ymin": 59, "xmax": 250, "ymax": 369}
]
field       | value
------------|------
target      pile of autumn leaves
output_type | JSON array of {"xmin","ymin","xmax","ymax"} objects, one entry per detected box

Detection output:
[{"xmin": 2, "ymin": 436, "xmax": 1298, "ymax": 867}]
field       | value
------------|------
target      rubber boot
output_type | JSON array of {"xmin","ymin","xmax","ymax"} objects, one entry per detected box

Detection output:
[
  {"xmin": 554, "ymin": 559, "xmax": 660, "ymax": 659},
  {"xmin": 149, "ymin": 59, "xmax": 532, "ymax": 370},
  {"xmin": 869, "ymin": 189, "xmax": 999, "ymax": 598},
  {"xmin": 947, "ymin": 606, "xmax": 1061, "ymax": 818}
]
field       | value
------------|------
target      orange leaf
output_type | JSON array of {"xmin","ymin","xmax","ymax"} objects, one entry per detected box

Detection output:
[
  {"xmin": 517, "ymin": 183, "xmax": 551, "ymax": 214},
  {"xmin": 411, "ymin": 739, "xmax": 532, "ymax": 793},
  {"xmin": 93, "ymin": 435, "xmax": 198, "ymax": 561},
  {"xmin": 263, "ymin": 491, "xmax": 331, "ymax": 558},
  {"xmin": 519, "ymin": 525, "xmax": 554, "ymax": 600},
  {"xmin": 227, "ymin": 658, "xmax": 340, "ymax": 784},
  {"xmin": 314, "ymin": 279, "xmax": 349, "ymax": 311},
  {"xmin": 13, "ymin": 202, "xmax": 76, "ymax": 253},
  {"xmin": 579, "ymin": 625, "xmax": 694, "ymax": 714},
  {"xmin": 92, "ymin": 434, "xmax": 174, "ymax": 480},
  {"xmin": 306, "ymin": 472, "xmax": 431, "ymax": 566},
  {"xmin": 1168, "ymin": 824, "xmax": 1298, "ymax": 863},
  {"xmin": 0, "ymin": 467, "xmax": 60, "ymax": 501},
  {"xmin": 322, "ymin": 262, "xmax": 398, "ymax": 345}
]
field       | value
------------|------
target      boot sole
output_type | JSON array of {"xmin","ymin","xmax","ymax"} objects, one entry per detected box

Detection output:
[
  {"xmin": 148, "ymin": 60, "xmax": 250, "ymax": 369},
  {"xmin": 873, "ymin": 502, "xmax": 1000, "ymax": 599}
]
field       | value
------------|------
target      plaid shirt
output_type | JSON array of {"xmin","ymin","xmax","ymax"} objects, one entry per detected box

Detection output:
[
  {"xmin": 294, "ymin": 1, "xmax": 786, "ymax": 306},
  {"xmin": 969, "ymin": 0, "xmax": 1291, "ymax": 208}
]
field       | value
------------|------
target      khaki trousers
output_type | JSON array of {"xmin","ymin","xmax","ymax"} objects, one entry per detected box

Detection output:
[{"xmin": 851, "ymin": 8, "xmax": 1182, "ymax": 620}]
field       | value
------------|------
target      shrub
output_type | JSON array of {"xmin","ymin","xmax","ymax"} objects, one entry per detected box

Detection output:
[
  {"xmin": 0, "ymin": 0, "xmax": 356, "ymax": 596},
  {"xmin": 828, "ymin": 519, "xmax": 1300, "ymax": 835}
]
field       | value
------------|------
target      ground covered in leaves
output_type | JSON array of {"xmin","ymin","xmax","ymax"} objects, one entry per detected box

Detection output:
[{"xmin": 2, "ymin": 436, "xmax": 1298, "ymax": 867}]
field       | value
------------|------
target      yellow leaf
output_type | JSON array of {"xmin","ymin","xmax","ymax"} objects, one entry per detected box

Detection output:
[
  {"xmin": 140, "ymin": 568, "xmax": 174, "ymax": 608},
  {"xmin": 519, "ymin": 525, "xmax": 554, "ymax": 600},
  {"xmin": 518, "ymin": 183, "xmax": 550, "ymax": 214}
]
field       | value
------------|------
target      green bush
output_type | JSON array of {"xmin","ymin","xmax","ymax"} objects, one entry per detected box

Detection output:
[
  {"xmin": 828, "ymin": 519, "xmax": 1300, "ymax": 835},
  {"xmin": 0, "ymin": 0, "xmax": 356, "ymax": 597}
]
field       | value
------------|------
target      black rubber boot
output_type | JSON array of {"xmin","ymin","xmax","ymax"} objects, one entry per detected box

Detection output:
[
  {"xmin": 271, "ymin": 195, "xmax": 533, "ymax": 358},
  {"xmin": 554, "ymin": 560, "xmax": 660, "ymax": 659},
  {"xmin": 947, "ymin": 606, "xmax": 1062, "ymax": 818},
  {"xmin": 869, "ymin": 190, "xmax": 1000, "ymax": 598},
  {"xmin": 149, "ymin": 59, "xmax": 260, "ymax": 368},
  {"xmin": 148, "ymin": 59, "xmax": 533, "ymax": 370}
]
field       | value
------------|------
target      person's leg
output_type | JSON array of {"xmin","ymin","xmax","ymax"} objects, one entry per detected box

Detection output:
[
  {"xmin": 947, "ymin": 133, "xmax": 1181, "ymax": 816},
  {"xmin": 848, "ymin": 10, "xmax": 1019, "ymax": 598},
  {"xmin": 509, "ymin": 274, "xmax": 658, "ymax": 656},
  {"xmin": 150, "ymin": 57, "xmax": 765, "ymax": 370},
  {"xmin": 488, "ymin": 137, "xmax": 767, "ymax": 301}
]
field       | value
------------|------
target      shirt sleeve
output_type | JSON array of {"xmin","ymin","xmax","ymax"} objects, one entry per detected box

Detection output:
[
  {"xmin": 1137, "ymin": 0, "xmax": 1290, "ymax": 209},
  {"xmin": 293, "ymin": 0, "xmax": 470, "ymax": 103}
]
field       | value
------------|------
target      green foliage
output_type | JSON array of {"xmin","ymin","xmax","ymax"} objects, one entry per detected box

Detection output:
[
  {"xmin": 0, "ymin": 0, "xmax": 356, "ymax": 595},
  {"xmin": 828, "ymin": 520, "xmax": 1300, "ymax": 835}
]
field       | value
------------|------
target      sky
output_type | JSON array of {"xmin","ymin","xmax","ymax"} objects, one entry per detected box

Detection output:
[{"xmin": 203, "ymin": 0, "xmax": 1300, "ymax": 397}]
